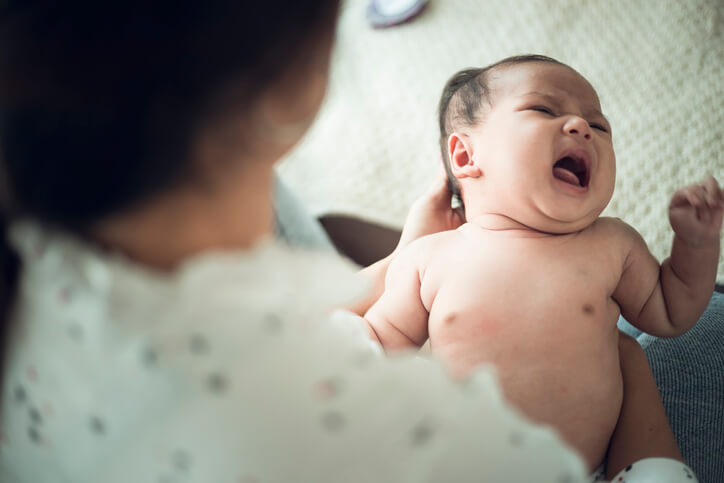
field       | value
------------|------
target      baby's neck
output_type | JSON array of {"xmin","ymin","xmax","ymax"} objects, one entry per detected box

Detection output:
[{"xmin": 465, "ymin": 213, "xmax": 555, "ymax": 237}]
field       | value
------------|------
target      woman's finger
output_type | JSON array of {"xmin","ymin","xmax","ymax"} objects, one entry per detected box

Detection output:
[
  {"xmin": 425, "ymin": 160, "xmax": 453, "ymax": 203},
  {"xmin": 452, "ymin": 205, "xmax": 466, "ymax": 225}
]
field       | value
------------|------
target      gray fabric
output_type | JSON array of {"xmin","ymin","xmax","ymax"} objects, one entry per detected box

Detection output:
[
  {"xmin": 638, "ymin": 292, "xmax": 724, "ymax": 483},
  {"xmin": 273, "ymin": 175, "xmax": 334, "ymax": 250}
]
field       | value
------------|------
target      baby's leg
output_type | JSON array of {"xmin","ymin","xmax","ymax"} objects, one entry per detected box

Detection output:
[{"xmin": 605, "ymin": 332, "xmax": 683, "ymax": 479}]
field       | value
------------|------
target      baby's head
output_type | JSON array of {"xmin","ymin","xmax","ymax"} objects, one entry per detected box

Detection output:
[{"xmin": 438, "ymin": 55, "xmax": 616, "ymax": 234}]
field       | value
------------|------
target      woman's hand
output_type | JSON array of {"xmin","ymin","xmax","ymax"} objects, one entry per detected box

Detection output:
[{"xmin": 396, "ymin": 161, "xmax": 465, "ymax": 251}]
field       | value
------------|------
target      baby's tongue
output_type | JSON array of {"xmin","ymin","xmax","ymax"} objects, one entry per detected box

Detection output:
[{"xmin": 553, "ymin": 167, "xmax": 581, "ymax": 186}]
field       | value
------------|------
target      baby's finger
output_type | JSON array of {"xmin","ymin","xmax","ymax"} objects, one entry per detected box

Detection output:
[
  {"xmin": 684, "ymin": 185, "xmax": 707, "ymax": 208},
  {"xmin": 702, "ymin": 176, "xmax": 723, "ymax": 207},
  {"xmin": 670, "ymin": 187, "xmax": 693, "ymax": 209},
  {"xmin": 685, "ymin": 186, "xmax": 710, "ymax": 222}
]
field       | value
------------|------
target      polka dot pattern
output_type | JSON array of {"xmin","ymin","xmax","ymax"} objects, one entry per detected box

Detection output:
[
  {"xmin": 189, "ymin": 334, "xmax": 210, "ymax": 355},
  {"xmin": 607, "ymin": 458, "xmax": 699, "ymax": 482},
  {"xmin": 321, "ymin": 410, "xmax": 346, "ymax": 432},
  {"xmin": 410, "ymin": 420, "xmax": 434, "ymax": 446},
  {"xmin": 313, "ymin": 378, "xmax": 342, "ymax": 401},
  {"xmin": 143, "ymin": 346, "xmax": 159, "ymax": 367},
  {"xmin": 263, "ymin": 314, "xmax": 283, "ymax": 333},
  {"xmin": 67, "ymin": 323, "xmax": 83, "ymax": 341},
  {"xmin": 206, "ymin": 372, "xmax": 229, "ymax": 394},
  {"xmin": 14, "ymin": 385, "xmax": 26, "ymax": 404},
  {"xmin": 90, "ymin": 416, "xmax": 106, "ymax": 436},
  {"xmin": 509, "ymin": 431, "xmax": 524, "ymax": 446},
  {"xmin": 171, "ymin": 449, "xmax": 191, "ymax": 472},
  {"xmin": 28, "ymin": 426, "xmax": 41, "ymax": 445}
]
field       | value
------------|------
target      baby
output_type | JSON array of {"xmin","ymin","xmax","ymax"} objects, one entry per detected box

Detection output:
[{"xmin": 363, "ymin": 55, "xmax": 723, "ymax": 471}]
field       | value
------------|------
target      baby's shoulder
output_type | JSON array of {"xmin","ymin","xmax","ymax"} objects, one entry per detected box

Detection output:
[
  {"xmin": 589, "ymin": 216, "xmax": 640, "ymax": 237},
  {"xmin": 585, "ymin": 217, "xmax": 647, "ymax": 250},
  {"xmin": 409, "ymin": 228, "xmax": 462, "ymax": 250},
  {"xmin": 395, "ymin": 229, "xmax": 462, "ymax": 266}
]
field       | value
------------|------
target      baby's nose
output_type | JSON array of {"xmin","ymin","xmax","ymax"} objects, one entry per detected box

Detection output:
[{"xmin": 564, "ymin": 116, "xmax": 591, "ymax": 140}]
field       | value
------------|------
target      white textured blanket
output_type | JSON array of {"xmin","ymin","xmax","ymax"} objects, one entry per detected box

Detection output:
[{"xmin": 279, "ymin": 0, "xmax": 724, "ymax": 281}]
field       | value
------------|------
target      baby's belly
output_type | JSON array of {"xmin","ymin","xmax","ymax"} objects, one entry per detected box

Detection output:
[{"xmin": 429, "ymin": 292, "xmax": 623, "ymax": 470}]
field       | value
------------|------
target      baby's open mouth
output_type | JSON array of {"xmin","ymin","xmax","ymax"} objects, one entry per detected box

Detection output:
[{"xmin": 553, "ymin": 155, "xmax": 589, "ymax": 188}]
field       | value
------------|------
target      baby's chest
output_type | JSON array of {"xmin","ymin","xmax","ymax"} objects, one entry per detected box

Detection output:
[{"xmin": 424, "ymin": 238, "xmax": 625, "ymax": 326}]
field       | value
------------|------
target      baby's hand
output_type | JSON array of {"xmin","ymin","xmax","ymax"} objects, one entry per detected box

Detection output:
[{"xmin": 669, "ymin": 176, "xmax": 723, "ymax": 246}]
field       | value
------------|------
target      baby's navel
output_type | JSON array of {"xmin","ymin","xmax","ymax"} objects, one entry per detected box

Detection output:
[{"xmin": 582, "ymin": 303, "xmax": 595, "ymax": 315}]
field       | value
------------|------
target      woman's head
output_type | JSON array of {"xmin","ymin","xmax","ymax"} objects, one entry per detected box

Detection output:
[
  {"xmin": 0, "ymin": 0, "xmax": 340, "ymax": 358},
  {"xmin": 0, "ymin": 0, "xmax": 340, "ymax": 230}
]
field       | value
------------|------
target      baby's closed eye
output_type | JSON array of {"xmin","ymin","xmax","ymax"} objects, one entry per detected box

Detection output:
[{"xmin": 528, "ymin": 106, "xmax": 555, "ymax": 115}]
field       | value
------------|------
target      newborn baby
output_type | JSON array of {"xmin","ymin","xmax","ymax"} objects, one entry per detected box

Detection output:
[{"xmin": 364, "ymin": 55, "xmax": 723, "ymax": 471}]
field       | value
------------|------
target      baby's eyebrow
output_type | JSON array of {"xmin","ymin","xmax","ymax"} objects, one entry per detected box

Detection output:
[{"xmin": 520, "ymin": 91, "xmax": 562, "ymax": 107}]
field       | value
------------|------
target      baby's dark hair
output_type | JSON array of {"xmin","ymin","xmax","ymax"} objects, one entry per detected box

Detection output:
[{"xmin": 437, "ymin": 54, "xmax": 567, "ymax": 200}]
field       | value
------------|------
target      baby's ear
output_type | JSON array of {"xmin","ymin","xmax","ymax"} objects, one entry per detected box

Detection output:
[{"xmin": 447, "ymin": 133, "xmax": 482, "ymax": 179}]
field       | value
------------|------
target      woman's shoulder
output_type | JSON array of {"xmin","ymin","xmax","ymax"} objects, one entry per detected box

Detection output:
[{"xmin": 9, "ymin": 219, "xmax": 367, "ymax": 317}]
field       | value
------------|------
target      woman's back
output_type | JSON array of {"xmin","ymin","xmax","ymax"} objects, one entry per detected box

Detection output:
[{"xmin": 0, "ymin": 222, "xmax": 586, "ymax": 482}]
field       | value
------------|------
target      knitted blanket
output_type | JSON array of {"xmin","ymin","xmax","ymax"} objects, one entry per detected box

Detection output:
[{"xmin": 279, "ymin": 0, "xmax": 724, "ymax": 282}]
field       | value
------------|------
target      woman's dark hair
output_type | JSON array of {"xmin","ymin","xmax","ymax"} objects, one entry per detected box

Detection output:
[
  {"xmin": 437, "ymin": 54, "xmax": 567, "ymax": 201},
  {"xmin": 0, "ymin": 1, "xmax": 340, "ymax": 355}
]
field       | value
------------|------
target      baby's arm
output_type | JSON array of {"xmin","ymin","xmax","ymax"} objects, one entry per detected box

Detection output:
[
  {"xmin": 613, "ymin": 176, "xmax": 723, "ymax": 336},
  {"xmin": 363, "ymin": 242, "xmax": 430, "ymax": 350}
]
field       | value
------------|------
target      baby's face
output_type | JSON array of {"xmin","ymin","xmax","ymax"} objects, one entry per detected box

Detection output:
[{"xmin": 465, "ymin": 62, "xmax": 615, "ymax": 233}]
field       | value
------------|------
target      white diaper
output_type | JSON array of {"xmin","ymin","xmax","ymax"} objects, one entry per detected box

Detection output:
[{"xmin": 591, "ymin": 458, "xmax": 698, "ymax": 482}]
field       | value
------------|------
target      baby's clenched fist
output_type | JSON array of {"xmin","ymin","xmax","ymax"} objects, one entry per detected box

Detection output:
[{"xmin": 669, "ymin": 176, "xmax": 723, "ymax": 246}]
